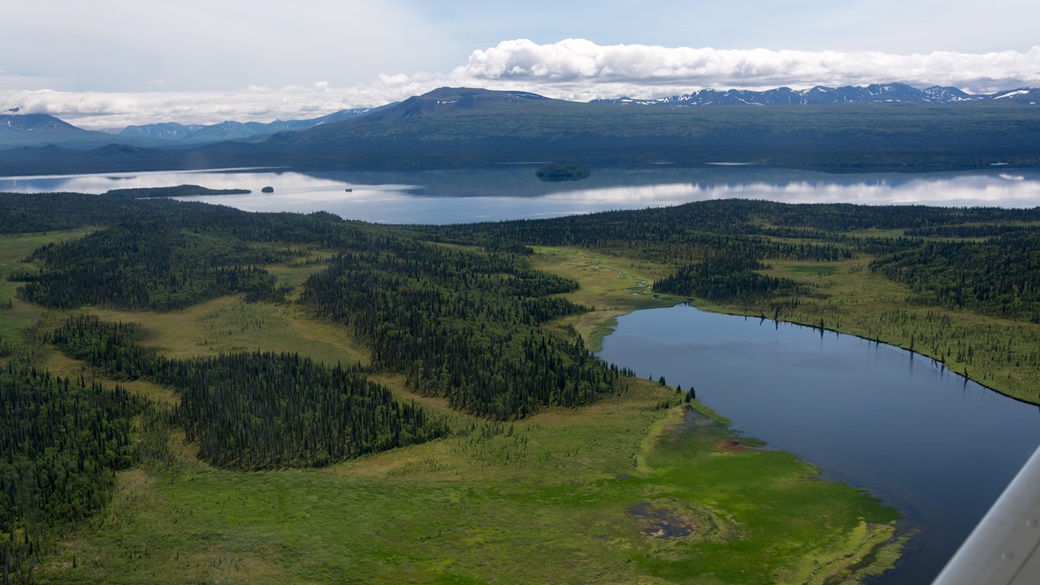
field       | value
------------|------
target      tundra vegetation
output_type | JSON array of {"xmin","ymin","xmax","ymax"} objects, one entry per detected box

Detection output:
[{"xmin": 2, "ymin": 190, "xmax": 1038, "ymax": 583}]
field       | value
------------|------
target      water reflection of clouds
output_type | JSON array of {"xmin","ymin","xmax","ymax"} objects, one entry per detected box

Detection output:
[
  {"xmin": 0, "ymin": 169, "xmax": 277, "ymax": 194},
  {"xmin": 3, "ymin": 169, "xmax": 1039, "ymax": 225},
  {"xmin": 546, "ymin": 176, "xmax": 1040, "ymax": 208},
  {"xmin": 0, "ymin": 169, "xmax": 370, "ymax": 196}
]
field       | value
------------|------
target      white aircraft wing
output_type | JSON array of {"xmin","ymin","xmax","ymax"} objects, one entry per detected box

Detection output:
[{"xmin": 932, "ymin": 447, "xmax": 1040, "ymax": 584}]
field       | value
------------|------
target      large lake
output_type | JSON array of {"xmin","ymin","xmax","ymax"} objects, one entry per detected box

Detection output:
[
  {"xmin": 1, "ymin": 165, "xmax": 1039, "ymax": 223},
  {"xmin": 598, "ymin": 306, "xmax": 1040, "ymax": 585},
  {"xmin": 5, "ymin": 165, "xmax": 1040, "ymax": 581}
]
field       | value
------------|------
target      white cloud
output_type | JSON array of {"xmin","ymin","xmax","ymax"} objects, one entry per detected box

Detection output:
[
  {"xmin": 448, "ymin": 40, "xmax": 1040, "ymax": 94},
  {"xmin": 0, "ymin": 87, "xmax": 386, "ymax": 129},
  {"xmin": 3, "ymin": 40, "xmax": 1040, "ymax": 129}
]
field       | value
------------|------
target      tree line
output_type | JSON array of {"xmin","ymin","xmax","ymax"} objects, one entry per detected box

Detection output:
[
  {"xmin": 652, "ymin": 255, "xmax": 809, "ymax": 303},
  {"xmin": 870, "ymin": 230, "xmax": 1040, "ymax": 322},
  {"xmin": 300, "ymin": 238, "xmax": 622, "ymax": 420},
  {"xmin": 51, "ymin": 316, "xmax": 449, "ymax": 470},
  {"xmin": 0, "ymin": 361, "xmax": 139, "ymax": 584}
]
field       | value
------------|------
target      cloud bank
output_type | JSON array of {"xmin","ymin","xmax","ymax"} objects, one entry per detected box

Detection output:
[
  {"xmin": 453, "ymin": 39, "xmax": 1040, "ymax": 94},
  {"xmin": 3, "ymin": 40, "xmax": 1039, "ymax": 129}
]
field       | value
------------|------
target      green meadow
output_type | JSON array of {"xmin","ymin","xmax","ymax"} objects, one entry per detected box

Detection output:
[{"xmin": 36, "ymin": 384, "xmax": 898, "ymax": 585}]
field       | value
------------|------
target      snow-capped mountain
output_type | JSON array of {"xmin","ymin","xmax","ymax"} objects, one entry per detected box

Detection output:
[{"xmin": 595, "ymin": 83, "xmax": 1039, "ymax": 106}]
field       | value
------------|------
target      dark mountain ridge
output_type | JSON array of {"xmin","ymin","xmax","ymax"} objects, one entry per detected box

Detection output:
[
  {"xmin": 117, "ymin": 106, "xmax": 386, "ymax": 144},
  {"xmin": 1, "ymin": 113, "xmax": 166, "ymax": 150},
  {"xmin": 2, "ymin": 85, "xmax": 1040, "ymax": 176}
]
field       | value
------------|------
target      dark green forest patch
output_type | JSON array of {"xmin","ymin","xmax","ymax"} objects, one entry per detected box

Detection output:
[
  {"xmin": 51, "ymin": 316, "xmax": 448, "ymax": 470},
  {"xmin": 102, "ymin": 185, "xmax": 251, "ymax": 198},
  {"xmin": 535, "ymin": 164, "xmax": 591, "ymax": 182}
]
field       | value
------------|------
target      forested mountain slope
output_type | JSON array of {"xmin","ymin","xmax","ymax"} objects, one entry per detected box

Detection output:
[{"xmin": 3, "ymin": 87, "xmax": 1040, "ymax": 175}]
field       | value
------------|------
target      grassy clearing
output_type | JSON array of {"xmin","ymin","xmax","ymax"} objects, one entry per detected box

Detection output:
[
  {"xmin": 37, "ymin": 379, "xmax": 898, "ymax": 585},
  {"xmin": 529, "ymin": 246, "xmax": 687, "ymax": 350},
  {"xmin": 35, "ymin": 346, "xmax": 180, "ymax": 405},
  {"xmin": 0, "ymin": 230, "xmax": 95, "ymax": 357},
  {"xmin": 80, "ymin": 295, "xmax": 369, "ymax": 367}
]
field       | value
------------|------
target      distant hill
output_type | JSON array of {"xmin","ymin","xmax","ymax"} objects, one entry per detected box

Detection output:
[
  {"xmin": 0, "ymin": 113, "xmax": 166, "ymax": 150},
  {"xmin": 2, "ymin": 86, "xmax": 1040, "ymax": 175},
  {"xmin": 117, "ymin": 107, "xmax": 387, "ymax": 144},
  {"xmin": 0, "ymin": 106, "xmax": 390, "ymax": 151},
  {"xmin": 250, "ymin": 86, "xmax": 1040, "ymax": 170},
  {"xmin": 593, "ymin": 83, "xmax": 1040, "ymax": 106}
]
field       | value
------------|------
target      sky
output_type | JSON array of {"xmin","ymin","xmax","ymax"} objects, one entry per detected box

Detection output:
[{"xmin": 2, "ymin": 0, "xmax": 1039, "ymax": 129}]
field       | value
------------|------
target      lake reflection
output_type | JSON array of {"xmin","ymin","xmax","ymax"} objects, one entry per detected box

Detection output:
[
  {"xmin": 597, "ymin": 305, "xmax": 1040, "ymax": 585},
  {"xmin": 1, "ymin": 166, "xmax": 1038, "ymax": 223}
]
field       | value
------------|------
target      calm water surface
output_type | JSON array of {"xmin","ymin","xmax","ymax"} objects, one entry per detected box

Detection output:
[
  {"xmin": 2, "ymin": 165, "xmax": 1039, "ymax": 223},
  {"xmin": 598, "ymin": 305, "xmax": 1040, "ymax": 585}
]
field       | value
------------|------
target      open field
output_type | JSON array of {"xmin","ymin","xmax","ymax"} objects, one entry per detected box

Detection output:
[
  {"xmin": 0, "ymin": 229, "xmax": 95, "ymax": 356},
  {"xmin": 81, "ymin": 294, "xmax": 369, "ymax": 367},
  {"xmin": 528, "ymin": 246, "xmax": 687, "ymax": 350}
]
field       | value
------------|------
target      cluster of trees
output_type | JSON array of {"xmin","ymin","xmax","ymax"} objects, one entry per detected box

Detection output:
[
  {"xmin": 870, "ymin": 231, "xmax": 1040, "ymax": 322},
  {"xmin": 652, "ymin": 255, "xmax": 808, "ymax": 303},
  {"xmin": 102, "ymin": 184, "xmax": 250, "ymax": 198},
  {"xmin": 301, "ymin": 239, "xmax": 621, "ymax": 419},
  {"xmin": 422, "ymin": 200, "xmax": 856, "ymax": 264},
  {"xmin": 52, "ymin": 316, "xmax": 448, "ymax": 470},
  {"xmin": 0, "ymin": 192, "xmax": 143, "ymax": 234},
  {"xmin": 424, "ymin": 199, "xmax": 1040, "ymax": 250},
  {"xmin": 419, "ymin": 199, "xmax": 1040, "ymax": 311},
  {"xmin": 0, "ymin": 362, "xmax": 139, "ymax": 583},
  {"xmin": 13, "ymin": 221, "xmax": 283, "ymax": 311},
  {"xmin": 3, "ymin": 192, "xmax": 626, "ymax": 421}
]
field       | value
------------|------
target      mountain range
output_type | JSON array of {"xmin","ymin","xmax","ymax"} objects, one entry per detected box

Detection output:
[
  {"xmin": 1, "ymin": 111, "xmax": 161, "ymax": 150},
  {"xmin": 1, "ymin": 106, "xmax": 386, "ymax": 151},
  {"xmin": 4, "ymin": 83, "xmax": 1038, "ymax": 153},
  {"xmin": 1, "ymin": 84, "xmax": 1039, "ymax": 175},
  {"xmin": 116, "ymin": 106, "xmax": 387, "ymax": 144},
  {"xmin": 595, "ymin": 83, "xmax": 1040, "ymax": 107}
]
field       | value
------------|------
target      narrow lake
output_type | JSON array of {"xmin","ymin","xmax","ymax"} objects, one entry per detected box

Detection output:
[
  {"xmin": 598, "ymin": 305, "xmax": 1040, "ymax": 585},
  {"xmin": 2, "ymin": 165, "xmax": 1039, "ymax": 223}
]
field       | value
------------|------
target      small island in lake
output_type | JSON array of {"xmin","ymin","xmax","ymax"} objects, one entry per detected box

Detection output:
[
  {"xmin": 535, "ymin": 164, "xmax": 591, "ymax": 182},
  {"xmin": 103, "ymin": 184, "xmax": 252, "ymax": 198},
  {"xmin": 261, "ymin": 186, "xmax": 275, "ymax": 193}
]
